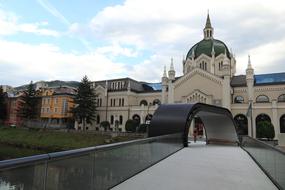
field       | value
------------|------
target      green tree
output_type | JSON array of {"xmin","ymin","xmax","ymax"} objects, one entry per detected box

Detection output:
[
  {"xmin": 125, "ymin": 119, "xmax": 139, "ymax": 132},
  {"xmin": 256, "ymin": 121, "xmax": 275, "ymax": 140},
  {"xmin": 18, "ymin": 81, "xmax": 37, "ymax": 120},
  {"xmin": 100, "ymin": 121, "xmax": 110, "ymax": 131},
  {"xmin": 72, "ymin": 76, "xmax": 97, "ymax": 131},
  {"xmin": 0, "ymin": 86, "xmax": 7, "ymax": 123}
]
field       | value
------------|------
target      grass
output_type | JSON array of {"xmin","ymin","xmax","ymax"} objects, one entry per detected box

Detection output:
[{"xmin": 0, "ymin": 127, "xmax": 143, "ymax": 160}]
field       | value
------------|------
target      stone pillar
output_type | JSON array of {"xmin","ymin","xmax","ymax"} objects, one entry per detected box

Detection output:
[
  {"xmin": 222, "ymin": 75, "xmax": 231, "ymax": 110},
  {"xmin": 272, "ymin": 100, "xmax": 279, "ymax": 140}
]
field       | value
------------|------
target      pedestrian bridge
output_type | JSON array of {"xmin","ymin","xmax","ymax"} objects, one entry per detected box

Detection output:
[{"xmin": 0, "ymin": 103, "xmax": 284, "ymax": 190}]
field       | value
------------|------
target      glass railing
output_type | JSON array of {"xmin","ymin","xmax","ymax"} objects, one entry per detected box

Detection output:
[
  {"xmin": 0, "ymin": 133, "xmax": 183, "ymax": 190},
  {"xmin": 241, "ymin": 136, "xmax": 285, "ymax": 189}
]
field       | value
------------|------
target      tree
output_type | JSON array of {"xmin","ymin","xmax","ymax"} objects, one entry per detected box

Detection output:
[
  {"xmin": 18, "ymin": 81, "xmax": 37, "ymax": 120},
  {"xmin": 100, "ymin": 121, "xmax": 110, "ymax": 131},
  {"xmin": 72, "ymin": 75, "xmax": 97, "ymax": 131},
  {"xmin": 256, "ymin": 121, "xmax": 275, "ymax": 140},
  {"xmin": 137, "ymin": 124, "xmax": 148, "ymax": 133},
  {"xmin": 0, "ymin": 86, "xmax": 7, "ymax": 123},
  {"xmin": 125, "ymin": 119, "xmax": 139, "ymax": 132}
]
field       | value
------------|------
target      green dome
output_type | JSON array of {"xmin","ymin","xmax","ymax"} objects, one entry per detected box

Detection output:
[{"xmin": 186, "ymin": 38, "xmax": 231, "ymax": 60}]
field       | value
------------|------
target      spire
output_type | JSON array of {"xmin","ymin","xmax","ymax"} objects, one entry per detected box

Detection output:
[
  {"xmin": 163, "ymin": 65, "xmax": 167, "ymax": 77},
  {"xmin": 205, "ymin": 11, "xmax": 212, "ymax": 29},
  {"xmin": 247, "ymin": 55, "xmax": 252, "ymax": 68},
  {"xmin": 203, "ymin": 11, "xmax": 214, "ymax": 39},
  {"xmin": 170, "ymin": 57, "xmax": 174, "ymax": 71}
]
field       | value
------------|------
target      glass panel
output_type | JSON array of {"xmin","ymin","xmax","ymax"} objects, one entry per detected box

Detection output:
[
  {"xmin": 0, "ymin": 162, "xmax": 46, "ymax": 190},
  {"xmin": 46, "ymin": 153, "xmax": 94, "ymax": 190},
  {"xmin": 0, "ymin": 133, "xmax": 183, "ymax": 190},
  {"xmin": 241, "ymin": 136, "xmax": 285, "ymax": 189}
]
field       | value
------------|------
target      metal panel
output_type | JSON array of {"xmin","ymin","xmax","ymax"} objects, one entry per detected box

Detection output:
[{"xmin": 148, "ymin": 103, "xmax": 238, "ymax": 146}]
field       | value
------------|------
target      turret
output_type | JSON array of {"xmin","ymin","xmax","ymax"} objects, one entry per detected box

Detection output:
[
  {"xmin": 246, "ymin": 55, "xmax": 254, "ymax": 101},
  {"xmin": 168, "ymin": 58, "xmax": 176, "ymax": 81},
  {"xmin": 161, "ymin": 66, "xmax": 168, "ymax": 104}
]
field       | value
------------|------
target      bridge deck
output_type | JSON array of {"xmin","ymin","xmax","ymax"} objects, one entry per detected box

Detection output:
[{"xmin": 113, "ymin": 142, "xmax": 277, "ymax": 190}]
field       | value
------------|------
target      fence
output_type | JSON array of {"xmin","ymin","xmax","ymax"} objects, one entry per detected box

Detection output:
[
  {"xmin": 0, "ymin": 133, "xmax": 183, "ymax": 190},
  {"xmin": 241, "ymin": 136, "xmax": 285, "ymax": 189}
]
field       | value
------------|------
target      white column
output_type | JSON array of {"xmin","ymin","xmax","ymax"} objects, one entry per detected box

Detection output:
[
  {"xmin": 272, "ymin": 100, "xmax": 279, "ymax": 140},
  {"xmin": 222, "ymin": 76, "xmax": 231, "ymax": 110}
]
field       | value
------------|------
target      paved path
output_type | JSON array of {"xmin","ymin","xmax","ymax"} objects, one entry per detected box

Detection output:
[{"xmin": 113, "ymin": 142, "xmax": 277, "ymax": 190}]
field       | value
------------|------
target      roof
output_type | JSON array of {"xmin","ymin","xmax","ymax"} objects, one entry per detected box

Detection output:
[
  {"xmin": 231, "ymin": 75, "xmax": 246, "ymax": 87},
  {"xmin": 186, "ymin": 39, "xmax": 231, "ymax": 60},
  {"xmin": 255, "ymin": 72, "xmax": 285, "ymax": 85},
  {"xmin": 231, "ymin": 72, "xmax": 285, "ymax": 87},
  {"xmin": 94, "ymin": 78, "xmax": 161, "ymax": 93}
]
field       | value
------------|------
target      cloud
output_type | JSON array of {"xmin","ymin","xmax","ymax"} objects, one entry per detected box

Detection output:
[
  {"xmin": 0, "ymin": 9, "xmax": 60, "ymax": 37},
  {"xmin": 0, "ymin": 39, "xmax": 126, "ymax": 86},
  {"xmin": 89, "ymin": 0, "xmax": 285, "ymax": 76}
]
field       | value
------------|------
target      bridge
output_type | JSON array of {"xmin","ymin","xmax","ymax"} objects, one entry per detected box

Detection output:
[{"xmin": 0, "ymin": 103, "xmax": 284, "ymax": 190}]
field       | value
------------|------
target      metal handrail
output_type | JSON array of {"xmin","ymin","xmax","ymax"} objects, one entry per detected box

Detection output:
[
  {"xmin": 241, "ymin": 135, "xmax": 285, "ymax": 155},
  {"xmin": 0, "ymin": 133, "xmax": 183, "ymax": 170}
]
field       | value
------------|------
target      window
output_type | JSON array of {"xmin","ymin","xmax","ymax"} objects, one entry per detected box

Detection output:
[
  {"xmin": 54, "ymin": 108, "xmax": 58, "ymax": 113},
  {"xmin": 119, "ymin": 98, "xmax": 121, "ymax": 106},
  {"xmin": 113, "ymin": 99, "xmax": 116, "ymax": 106},
  {"xmin": 234, "ymin": 96, "xmax": 244, "ymax": 103},
  {"xmin": 111, "ymin": 115, "xmax": 114, "ymax": 124},
  {"xmin": 278, "ymin": 94, "xmax": 285, "ymax": 102},
  {"xmin": 219, "ymin": 61, "xmax": 223, "ymax": 70},
  {"xmin": 122, "ymin": 98, "xmax": 124, "ymax": 106},
  {"xmin": 234, "ymin": 114, "xmax": 248, "ymax": 135},
  {"xmin": 199, "ymin": 61, "xmax": 207, "ymax": 71},
  {"xmin": 153, "ymin": 99, "xmax": 161, "ymax": 106},
  {"xmin": 256, "ymin": 95, "xmax": 269, "ymax": 103},
  {"xmin": 54, "ymin": 98, "xmax": 58, "ymax": 104},
  {"xmin": 97, "ymin": 115, "xmax": 100, "ymax": 124},
  {"xmin": 140, "ymin": 100, "xmax": 148, "ymax": 106},
  {"xmin": 119, "ymin": 115, "xmax": 123, "ymax": 125}
]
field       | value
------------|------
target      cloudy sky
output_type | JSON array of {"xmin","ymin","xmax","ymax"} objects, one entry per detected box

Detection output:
[{"xmin": 0, "ymin": 0, "xmax": 285, "ymax": 86}]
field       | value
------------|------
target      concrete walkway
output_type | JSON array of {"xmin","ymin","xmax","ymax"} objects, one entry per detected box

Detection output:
[{"xmin": 113, "ymin": 142, "xmax": 277, "ymax": 190}]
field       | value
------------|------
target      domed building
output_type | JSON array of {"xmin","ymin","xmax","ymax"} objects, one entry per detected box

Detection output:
[{"xmin": 81, "ymin": 14, "xmax": 285, "ymax": 143}]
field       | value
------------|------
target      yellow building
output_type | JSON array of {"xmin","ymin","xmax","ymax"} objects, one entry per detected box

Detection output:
[{"xmin": 40, "ymin": 87, "xmax": 76, "ymax": 128}]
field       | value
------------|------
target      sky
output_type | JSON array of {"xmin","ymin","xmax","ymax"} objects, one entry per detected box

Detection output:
[{"xmin": 0, "ymin": 0, "xmax": 285, "ymax": 86}]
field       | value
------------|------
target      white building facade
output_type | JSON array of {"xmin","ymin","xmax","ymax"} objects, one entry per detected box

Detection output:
[{"xmin": 88, "ymin": 14, "xmax": 285, "ymax": 141}]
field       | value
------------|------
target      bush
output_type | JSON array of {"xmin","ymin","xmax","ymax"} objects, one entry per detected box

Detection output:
[
  {"xmin": 125, "ymin": 119, "xmax": 139, "ymax": 132},
  {"xmin": 137, "ymin": 124, "xmax": 148, "ymax": 133},
  {"xmin": 100, "ymin": 121, "xmax": 110, "ymax": 131},
  {"xmin": 256, "ymin": 121, "xmax": 275, "ymax": 139}
]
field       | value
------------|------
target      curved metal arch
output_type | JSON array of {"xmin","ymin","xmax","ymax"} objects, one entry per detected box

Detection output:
[{"xmin": 148, "ymin": 103, "xmax": 238, "ymax": 146}]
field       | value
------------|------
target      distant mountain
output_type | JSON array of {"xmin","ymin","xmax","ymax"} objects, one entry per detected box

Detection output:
[{"xmin": 14, "ymin": 80, "xmax": 80, "ymax": 91}]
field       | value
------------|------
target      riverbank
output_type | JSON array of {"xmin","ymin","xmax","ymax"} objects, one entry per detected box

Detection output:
[{"xmin": 0, "ymin": 127, "xmax": 144, "ymax": 160}]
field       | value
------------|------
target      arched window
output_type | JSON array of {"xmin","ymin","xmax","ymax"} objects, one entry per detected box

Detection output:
[
  {"xmin": 280, "ymin": 115, "xmax": 285, "ymax": 133},
  {"xmin": 132, "ymin": 114, "xmax": 140, "ymax": 124},
  {"xmin": 96, "ymin": 115, "xmax": 100, "ymax": 124},
  {"xmin": 110, "ymin": 115, "xmax": 114, "ymax": 124},
  {"xmin": 234, "ymin": 114, "xmax": 248, "ymax": 135},
  {"xmin": 234, "ymin": 96, "xmax": 244, "ymax": 103},
  {"xmin": 145, "ymin": 114, "xmax": 153, "ymax": 124},
  {"xmin": 153, "ymin": 99, "xmax": 161, "ymax": 106},
  {"xmin": 122, "ymin": 98, "xmax": 124, "ymax": 106},
  {"xmin": 140, "ymin": 100, "xmax": 148, "ymax": 106},
  {"xmin": 278, "ymin": 94, "xmax": 285, "ymax": 102},
  {"xmin": 256, "ymin": 114, "xmax": 271, "ymax": 138},
  {"xmin": 119, "ymin": 115, "xmax": 123, "ymax": 125},
  {"xmin": 256, "ymin": 95, "xmax": 269, "ymax": 103}
]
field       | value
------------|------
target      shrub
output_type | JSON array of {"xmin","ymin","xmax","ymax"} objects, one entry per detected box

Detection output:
[
  {"xmin": 100, "ymin": 121, "xmax": 110, "ymax": 131},
  {"xmin": 256, "ymin": 121, "xmax": 275, "ymax": 139},
  {"xmin": 125, "ymin": 119, "xmax": 139, "ymax": 132},
  {"xmin": 137, "ymin": 124, "xmax": 148, "ymax": 133}
]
